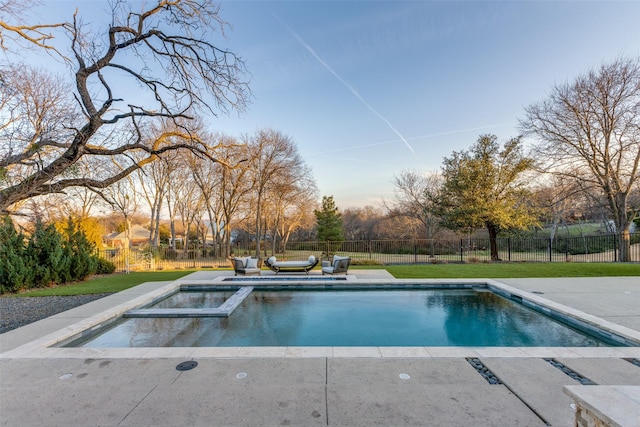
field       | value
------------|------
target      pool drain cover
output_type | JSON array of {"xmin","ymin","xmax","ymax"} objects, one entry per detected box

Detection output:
[{"xmin": 176, "ymin": 361, "xmax": 198, "ymax": 371}]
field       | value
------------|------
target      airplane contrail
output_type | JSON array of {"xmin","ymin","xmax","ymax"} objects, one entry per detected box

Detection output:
[
  {"xmin": 275, "ymin": 14, "xmax": 417, "ymax": 157},
  {"xmin": 310, "ymin": 122, "xmax": 514, "ymax": 156}
]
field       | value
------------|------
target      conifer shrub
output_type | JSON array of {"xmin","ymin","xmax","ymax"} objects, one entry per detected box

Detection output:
[
  {"xmin": 95, "ymin": 257, "xmax": 116, "ymax": 274},
  {"xmin": 63, "ymin": 217, "xmax": 98, "ymax": 281},
  {"xmin": 0, "ymin": 217, "xmax": 31, "ymax": 293},
  {"xmin": 0, "ymin": 216, "xmax": 112, "ymax": 293},
  {"xmin": 27, "ymin": 219, "xmax": 70, "ymax": 287}
]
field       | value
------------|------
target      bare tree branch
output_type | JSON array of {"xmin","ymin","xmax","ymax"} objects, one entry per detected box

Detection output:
[{"xmin": 0, "ymin": 0, "xmax": 250, "ymax": 214}]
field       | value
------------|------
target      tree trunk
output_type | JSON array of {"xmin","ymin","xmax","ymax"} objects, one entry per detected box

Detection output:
[
  {"xmin": 486, "ymin": 222, "xmax": 500, "ymax": 261},
  {"xmin": 166, "ymin": 194, "xmax": 176, "ymax": 250},
  {"xmin": 426, "ymin": 217, "xmax": 435, "ymax": 257},
  {"xmin": 223, "ymin": 216, "xmax": 232, "ymax": 258},
  {"xmin": 549, "ymin": 217, "xmax": 559, "ymax": 242},
  {"xmin": 152, "ymin": 207, "xmax": 161, "ymax": 247},
  {"xmin": 254, "ymin": 196, "xmax": 262, "ymax": 258},
  {"xmin": 613, "ymin": 193, "xmax": 632, "ymax": 262},
  {"xmin": 618, "ymin": 228, "xmax": 631, "ymax": 262}
]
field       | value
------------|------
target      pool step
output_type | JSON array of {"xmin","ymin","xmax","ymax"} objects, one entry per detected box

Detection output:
[{"xmin": 123, "ymin": 286, "xmax": 253, "ymax": 318}]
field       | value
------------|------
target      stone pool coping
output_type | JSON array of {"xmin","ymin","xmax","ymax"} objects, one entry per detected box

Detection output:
[{"xmin": 2, "ymin": 274, "xmax": 640, "ymax": 360}]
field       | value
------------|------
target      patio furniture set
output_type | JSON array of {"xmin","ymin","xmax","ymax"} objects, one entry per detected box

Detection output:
[{"xmin": 231, "ymin": 254, "xmax": 351, "ymax": 276}]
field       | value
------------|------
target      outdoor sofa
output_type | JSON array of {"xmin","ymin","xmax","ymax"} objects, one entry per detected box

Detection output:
[{"xmin": 264, "ymin": 255, "xmax": 318, "ymax": 274}]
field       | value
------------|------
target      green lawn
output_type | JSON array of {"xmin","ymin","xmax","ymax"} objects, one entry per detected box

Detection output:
[
  {"xmin": 13, "ymin": 270, "xmax": 197, "ymax": 297},
  {"xmin": 9, "ymin": 263, "xmax": 639, "ymax": 297},
  {"xmin": 384, "ymin": 262, "xmax": 640, "ymax": 278}
]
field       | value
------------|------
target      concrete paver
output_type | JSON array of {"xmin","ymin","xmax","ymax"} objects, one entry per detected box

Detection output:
[
  {"xmin": 120, "ymin": 358, "xmax": 327, "ymax": 427},
  {"xmin": 0, "ymin": 358, "xmax": 181, "ymax": 426},
  {"xmin": 558, "ymin": 357, "xmax": 640, "ymax": 385},
  {"xmin": 327, "ymin": 358, "xmax": 545, "ymax": 426},
  {"xmin": 481, "ymin": 357, "xmax": 579, "ymax": 427}
]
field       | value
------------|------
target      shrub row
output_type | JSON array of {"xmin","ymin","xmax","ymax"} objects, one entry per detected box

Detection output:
[{"xmin": 0, "ymin": 217, "xmax": 115, "ymax": 294}]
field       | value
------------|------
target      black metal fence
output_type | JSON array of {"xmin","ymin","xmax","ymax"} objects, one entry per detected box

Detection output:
[{"xmin": 99, "ymin": 233, "xmax": 640, "ymax": 272}]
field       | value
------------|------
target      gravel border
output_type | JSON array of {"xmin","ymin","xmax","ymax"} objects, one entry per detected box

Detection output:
[{"xmin": 0, "ymin": 294, "xmax": 113, "ymax": 334}]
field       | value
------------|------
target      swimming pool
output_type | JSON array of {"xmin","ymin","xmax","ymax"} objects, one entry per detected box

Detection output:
[{"xmin": 62, "ymin": 286, "xmax": 628, "ymax": 348}]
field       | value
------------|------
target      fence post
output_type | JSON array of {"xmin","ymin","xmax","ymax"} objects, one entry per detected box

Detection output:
[
  {"xmin": 460, "ymin": 239, "xmax": 464, "ymax": 263},
  {"xmin": 507, "ymin": 238, "xmax": 511, "ymax": 262},
  {"xmin": 548, "ymin": 237, "xmax": 552, "ymax": 262}
]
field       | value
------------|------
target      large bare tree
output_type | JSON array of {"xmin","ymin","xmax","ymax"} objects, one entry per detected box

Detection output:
[
  {"xmin": 388, "ymin": 170, "xmax": 443, "ymax": 254},
  {"xmin": 0, "ymin": 0, "xmax": 249, "ymax": 214},
  {"xmin": 521, "ymin": 57, "xmax": 640, "ymax": 261},
  {"xmin": 217, "ymin": 144, "xmax": 253, "ymax": 257},
  {"xmin": 246, "ymin": 129, "xmax": 316, "ymax": 257}
]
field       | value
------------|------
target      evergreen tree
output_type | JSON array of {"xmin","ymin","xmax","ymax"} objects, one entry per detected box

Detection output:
[
  {"xmin": 27, "ymin": 219, "xmax": 70, "ymax": 287},
  {"xmin": 63, "ymin": 217, "xmax": 98, "ymax": 281},
  {"xmin": 0, "ymin": 216, "xmax": 30, "ymax": 292},
  {"xmin": 435, "ymin": 134, "xmax": 538, "ymax": 260},
  {"xmin": 314, "ymin": 196, "xmax": 345, "ymax": 242}
]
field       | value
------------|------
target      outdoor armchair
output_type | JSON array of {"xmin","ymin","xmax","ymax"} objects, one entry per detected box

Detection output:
[
  {"xmin": 321, "ymin": 255, "xmax": 351, "ymax": 275},
  {"xmin": 231, "ymin": 256, "xmax": 262, "ymax": 276}
]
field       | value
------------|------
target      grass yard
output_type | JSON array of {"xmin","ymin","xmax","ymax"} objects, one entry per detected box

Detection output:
[
  {"xmin": 9, "ymin": 262, "xmax": 639, "ymax": 297},
  {"xmin": 14, "ymin": 270, "xmax": 197, "ymax": 297},
  {"xmin": 385, "ymin": 262, "xmax": 640, "ymax": 278}
]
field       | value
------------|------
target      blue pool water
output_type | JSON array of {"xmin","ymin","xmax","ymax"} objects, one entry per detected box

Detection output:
[{"xmin": 64, "ymin": 289, "xmax": 618, "ymax": 347}]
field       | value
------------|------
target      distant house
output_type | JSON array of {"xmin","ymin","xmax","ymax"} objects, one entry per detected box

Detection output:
[{"xmin": 104, "ymin": 224, "xmax": 150, "ymax": 248}]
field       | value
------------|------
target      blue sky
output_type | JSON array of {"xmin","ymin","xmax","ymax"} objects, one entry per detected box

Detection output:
[{"xmin": 30, "ymin": 1, "xmax": 640, "ymax": 209}]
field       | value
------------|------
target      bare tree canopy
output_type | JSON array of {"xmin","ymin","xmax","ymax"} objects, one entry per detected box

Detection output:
[
  {"xmin": 389, "ymin": 170, "xmax": 442, "ymax": 239},
  {"xmin": 0, "ymin": 0, "xmax": 67, "ymax": 53},
  {"xmin": 0, "ymin": 0, "xmax": 250, "ymax": 214},
  {"xmin": 245, "ymin": 128, "xmax": 317, "ymax": 257},
  {"xmin": 520, "ymin": 56, "xmax": 640, "ymax": 261}
]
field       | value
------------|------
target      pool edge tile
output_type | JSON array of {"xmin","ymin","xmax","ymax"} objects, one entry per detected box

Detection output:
[
  {"xmin": 332, "ymin": 347, "xmax": 382, "ymax": 358},
  {"xmin": 284, "ymin": 347, "xmax": 334, "ymax": 358},
  {"xmin": 379, "ymin": 347, "xmax": 431, "ymax": 358}
]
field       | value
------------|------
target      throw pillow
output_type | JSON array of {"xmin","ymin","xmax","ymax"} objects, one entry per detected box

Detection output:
[
  {"xmin": 267, "ymin": 256, "xmax": 277, "ymax": 265},
  {"xmin": 308, "ymin": 255, "xmax": 316, "ymax": 264},
  {"xmin": 246, "ymin": 257, "xmax": 258, "ymax": 269}
]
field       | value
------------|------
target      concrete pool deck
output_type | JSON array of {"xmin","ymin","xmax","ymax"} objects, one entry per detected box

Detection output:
[{"xmin": 1, "ymin": 270, "xmax": 639, "ymax": 426}]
